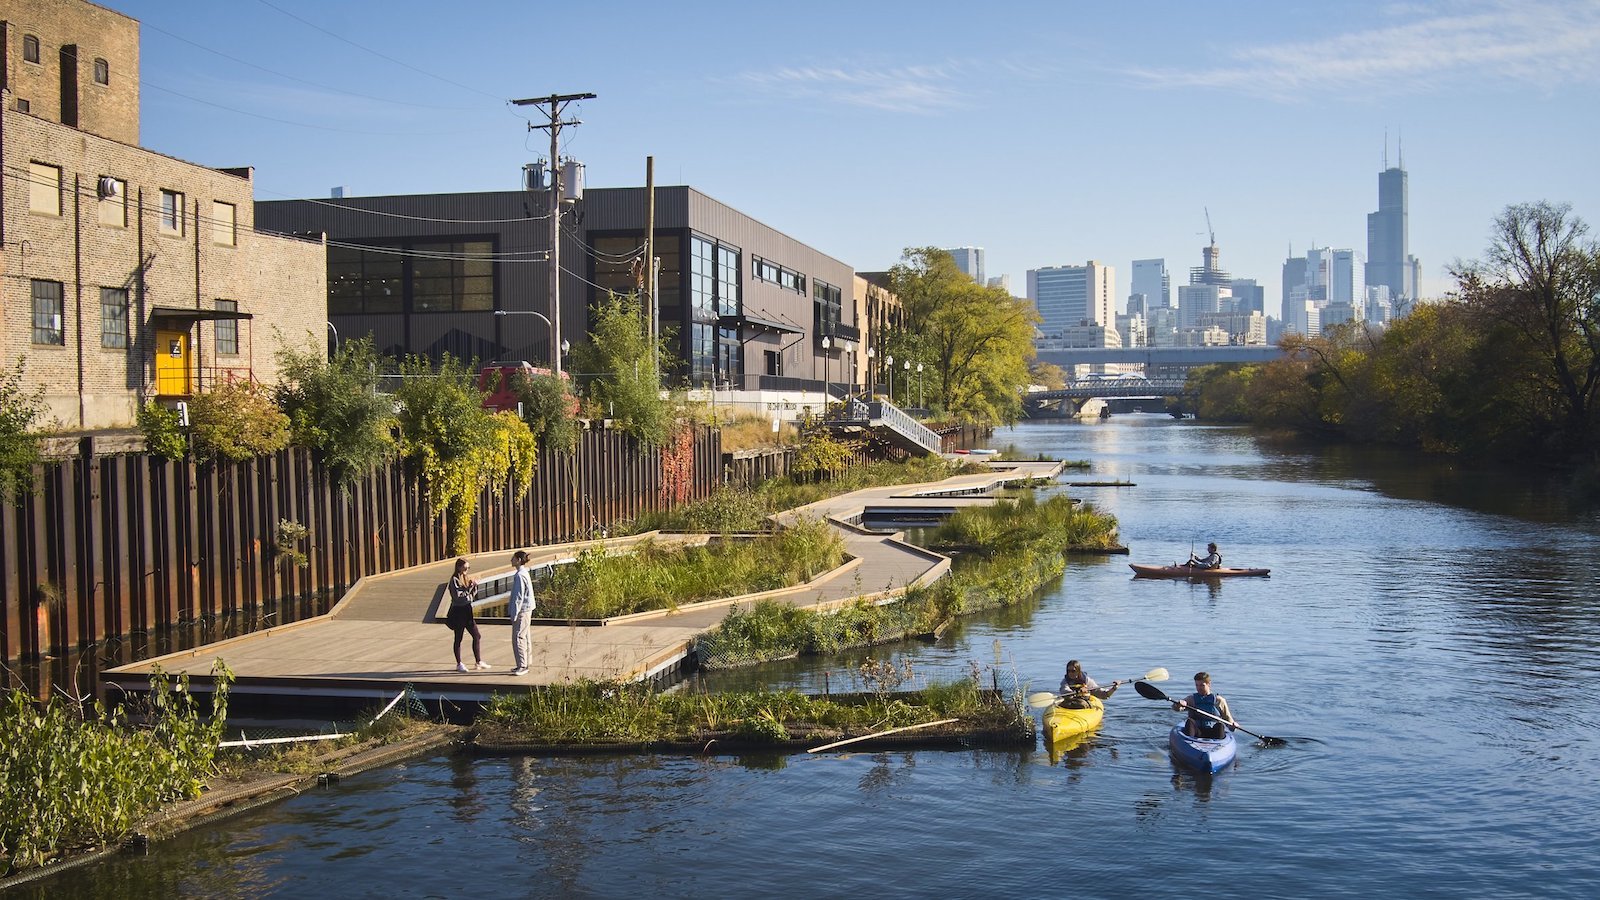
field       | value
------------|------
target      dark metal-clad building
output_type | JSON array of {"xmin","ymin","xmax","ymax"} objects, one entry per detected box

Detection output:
[{"xmin": 256, "ymin": 186, "xmax": 862, "ymax": 391}]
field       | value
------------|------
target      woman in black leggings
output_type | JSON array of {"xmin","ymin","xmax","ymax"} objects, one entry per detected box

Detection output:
[{"xmin": 447, "ymin": 558, "xmax": 490, "ymax": 671}]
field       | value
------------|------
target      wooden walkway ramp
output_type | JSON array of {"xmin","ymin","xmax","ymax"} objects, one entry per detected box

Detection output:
[{"xmin": 103, "ymin": 461, "xmax": 1063, "ymax": 707}]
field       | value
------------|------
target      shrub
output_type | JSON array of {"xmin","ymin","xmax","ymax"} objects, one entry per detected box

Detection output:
[
  {"xmin": 275, "ymin": 337, "xmax": 397, "ymax": 486},
  {"xmin": 0, "ymin": 358, "xmax": 46, "ymax": 501},
  {"xmin": 188, "ymin": 380, "xmax": 291, "ymax": 461},
  {"xmin": 137, "ymin": 402, "xmax": 188, "ymax": 460},
  {"xmin": 512, "ymin": 371, "xmax": 580, "ymax": 455}
]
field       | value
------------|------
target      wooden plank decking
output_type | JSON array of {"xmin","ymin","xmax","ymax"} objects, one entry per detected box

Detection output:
[{"xmin": 104, "ymin": 461, "xmax": 1063, "ymax": 705}]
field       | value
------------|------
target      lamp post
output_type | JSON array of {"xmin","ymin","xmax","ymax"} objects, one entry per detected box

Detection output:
[
  {"xmin": 820, "ymin": 336, "xmax": 831, "ymax": 407},
  {"xmin": 903, "ymin": 359, "xmax": 910, "ymax": 406},
  {"xmin": 493, "ymin": 309, "xmax": 558, "ymax": 369},
  {"xmin": 865, "ymin": 346, "xmax": 876, "ymax": 396},
  {"xmin": 886, "ymin": 354, "xmax": 894, "ymax": 401},
  {"xmin": 916, "ymin": 362, "xmax": 924, "ymax": 410}
]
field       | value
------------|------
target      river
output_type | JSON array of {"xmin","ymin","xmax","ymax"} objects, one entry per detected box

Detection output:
[{"xmin": 20, "ymin": 417, "xmax": 1600, "ymax": 898}]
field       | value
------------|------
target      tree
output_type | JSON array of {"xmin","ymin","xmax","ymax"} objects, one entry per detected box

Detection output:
[
  {"xmin": 274, "ymin": 337, "xmax": 398, "ymax": 487},
  {"xmin": 512, "ymin": 371, "xmax": 579, "ymax": 455},
  {"xmin": 188, "ymin": 380, "xmax": 291, "ymax": 462},
  {"xmin": 887, "ymin": 248, "xmax": 1037, "ymax": 424},
  {"xmin": 1452, "ymin": 202, "xmax": 1600, "ymax": 457},
  {"xmin": 569, "ymin": 292, "xmax": 675, "ymax": 446},
  {"xmin": 0, "ymin": 359, "xmax": 46, "ymax": 500},
  {"xmin": 394, "ymin": 355, "xmax": 536, "ymax": 553}
]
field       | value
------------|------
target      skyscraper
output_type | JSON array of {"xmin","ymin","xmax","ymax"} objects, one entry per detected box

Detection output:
[
  {"xmin": 1365, "ymin": 150, "xmax": 1420, "ymax": 309},
  {"xmin": 1131, "ymin": 258, "xmax": 1170, "ymax": 309},
  {"xmin": 942, "ymin": 247, "xmax": 985, "ymax": 286},
  {"xmin": 1026, "ymin": 262, "xmax": 1115, "ymax": 335}
]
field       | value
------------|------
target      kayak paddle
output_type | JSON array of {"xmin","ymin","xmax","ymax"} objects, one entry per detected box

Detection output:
[
  {"xmin": 1133, "ymin": 679, "xmax": 1287, "ymax": 746},
  {"xmin": 1027, "ymin": 667, "xmax": 1170, "ymax": 709}
]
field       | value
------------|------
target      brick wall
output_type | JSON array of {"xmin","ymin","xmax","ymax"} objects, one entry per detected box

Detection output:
[
  {"xmin": 2, "ymin": 103, "xmax": 327, "ymax": 429},
  {"xmin": 1, "ymin": 0, "xmax": 140, "ymax": 145}
]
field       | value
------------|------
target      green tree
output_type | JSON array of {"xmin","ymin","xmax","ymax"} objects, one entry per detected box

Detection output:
[
  {"xmin": 512, "ymin": 371, "xmax": 580, "ymax": 454},
  {"xmin": 137, "ymin": 402, "xmax": 188, "ymax": 460},
  {"xmin": 0, "ymin": 359, "xmax": 46, "ymax": 500},
  {"xmin": 275, "ymin": 337, "xmax": 398, "ymax": 486},
  {"xmin": 570, "ymin": 292, "xmax": 674, "ymax": 446},
  {"xmin": 1452, "ymin": 201, "xmax": 1600, "ymax": 457},
  {"xmin": 394, "ymin": 355, "xmax": 537, "ymax": 552},
  {"xmin": 188, "ymin": 380, "xmax": 291, "ymax": 462},
  {"xmin": 887, "ymin": 248, "xmax": 1036, "ymax": 424}
]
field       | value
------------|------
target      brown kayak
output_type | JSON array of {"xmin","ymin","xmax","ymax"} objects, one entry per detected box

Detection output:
[{"xmin": 1130, "ymin": 563, "xmax": 1270, "ymax": 578}]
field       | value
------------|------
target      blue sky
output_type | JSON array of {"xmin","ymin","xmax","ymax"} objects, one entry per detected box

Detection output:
[{"xmin": 113, "ymin": 0, "xmax": 1600, "ymax": 318}]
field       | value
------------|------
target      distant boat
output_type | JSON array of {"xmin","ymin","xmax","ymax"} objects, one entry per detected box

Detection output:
[{"xmin": 969, "ymin": 448, "xmax": 998, "ymax": 455}]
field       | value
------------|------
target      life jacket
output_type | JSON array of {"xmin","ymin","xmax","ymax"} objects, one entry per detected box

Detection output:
[{"xmin": 1188, "ymin": 693, "xmax": 1224, "ymax": 735}]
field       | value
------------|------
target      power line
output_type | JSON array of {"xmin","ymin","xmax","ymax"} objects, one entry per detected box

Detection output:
[
  {"xmin": 253, "ymin": 0, "xmax": 509, "ymax": 104},
  {"xmin": 142, "ymin": 80, "xmax": 483, "ymax": 136},
  {"xmin": 137, "ymin": 21, "xmax": 481, "ymax": 113}
]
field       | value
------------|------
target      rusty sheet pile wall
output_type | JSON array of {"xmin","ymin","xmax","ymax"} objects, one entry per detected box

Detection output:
[{"xmin": 1, "ymin": 427, "xmax": 721, "ymax": 660}]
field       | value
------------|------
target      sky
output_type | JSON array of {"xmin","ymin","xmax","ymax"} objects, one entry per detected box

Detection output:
[{"xmin": 109, "ymin": 0, "xmax": 1600, "ymax": 319}]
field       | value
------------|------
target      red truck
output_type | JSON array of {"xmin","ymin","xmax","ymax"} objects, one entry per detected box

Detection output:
[{"xmin": 478, "ymin": 361, "xmax": 577, "ymax": 415}]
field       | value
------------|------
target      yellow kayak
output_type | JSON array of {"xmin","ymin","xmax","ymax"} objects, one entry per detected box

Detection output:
[{"xmin": 1043, "ymin": 695, "xmax": 1104, "ymax": 744}]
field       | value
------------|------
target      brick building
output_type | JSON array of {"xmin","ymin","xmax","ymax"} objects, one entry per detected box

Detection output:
[{"xmin": 2, "ymin": 0, "xmax": 326, "ymax": 429}]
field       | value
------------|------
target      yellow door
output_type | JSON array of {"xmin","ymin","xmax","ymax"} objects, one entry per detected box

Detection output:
[{"xmin": 154, "ymin": 330, "xmax": 192, "ymax": 396}]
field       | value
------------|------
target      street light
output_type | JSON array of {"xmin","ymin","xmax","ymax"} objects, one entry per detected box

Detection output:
[
  {"xmin": 494, "ymin": 309, "xmax": 560, "ymax": 371},
  {"xmin": 820, "ymin": 336, "xmax": 832, "ymax": 406},
  {"xmin": 916, "ymin": 362, "xmax": 924, "ymax": 410},
  {"xmin": 903, "ymin": 359, "xmax": 910, "ymax": 405},
  {"xmin": 865, "ymin": 346, "xmax": 876, "ymax": 395},
  {"xmin": 886, "ymin": 354, "xmax": 894, "ymax": 401}
]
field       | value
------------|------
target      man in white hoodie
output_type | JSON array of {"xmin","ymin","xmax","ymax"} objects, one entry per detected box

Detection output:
[{"xmin": 508, "ymin": 549, "xmax": 535, "ymax": 676}]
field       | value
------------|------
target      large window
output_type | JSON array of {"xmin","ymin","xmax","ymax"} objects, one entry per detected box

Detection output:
[
  {"xmin": 159, "ymin": 189, "xmax": 184, "ymax": 235},
  {"xmin": 328, "ymin": 245, "xmax": 403, "ymax": 314},
  {"xmin": 215, "ymin": 299, "xmax": 239, "ymax": 355},
  {"xmin": 28, "ymin": 162, "xmax": 61, "ymax": 216},
  {"xmin": 327, "ymin": 240, "xmax": 493, "ymax": 314},
  {"xmin": 32, "ymin": 280, "xmax": 64, "ymax": 345},
  {"xmin": 752, "ymin": 255, "xmax": 806, "ymax": 295},
  {"xmin": 101, "ymin": 288, "xmax": 129, "ymax": 349},
  {"xmin": 813, "ymin": 279, "xmax": 842, "ymax": 341},
  {"xmin": 411, "ymin": 241, "xmax": 493, "ymax": 312},
  {"xmin": 688, "ymin": 236, "xmax": 741, "ymax": 384},
  {"xmin": 22, "ymin": 35, "xmax": 40, "ymax": 65}
]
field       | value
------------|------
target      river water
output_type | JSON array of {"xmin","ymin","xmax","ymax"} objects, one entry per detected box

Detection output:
[{"xmin": 21, "ymin": 417, "xmax": 1600, "ymax": 898}]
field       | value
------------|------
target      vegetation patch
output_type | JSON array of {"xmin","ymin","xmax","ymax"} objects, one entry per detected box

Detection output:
[
  {"xmin": 696, "ymin": 492, "xmax": 1119, "ymax": 668},
  {"xmin": 476, "ymin": 673, "xmax": 1028, "ymax": 749},
  {"xmin": 631, "ymin": 453, "xmax": 987, "ymax": 534},
  {"xmin": 535, "ymin": 517, "xmax": 845, "ymax": 619},
  {"xmin": 0, "ymin": 663, "xmax": 231, "ymax": 876}
]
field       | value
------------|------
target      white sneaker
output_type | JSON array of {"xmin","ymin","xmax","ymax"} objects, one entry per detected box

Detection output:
[
  {"xmin": 511, "ymin": 668, "xmax": 529, "ymax": 676},
  {"xmin": 475, "ymin": 661, "xmax": 492, "ymax": 670},
  {"xmin": 456, "ymin": 662, "xmax": 468, "ymax": 673}
]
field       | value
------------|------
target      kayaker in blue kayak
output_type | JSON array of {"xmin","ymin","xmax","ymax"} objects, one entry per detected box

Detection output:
[
  {"xmin": 1172, "ymin": 671, "xmax": 1237, "ymax": 738},
  {"xmin": 1059, "ymin": 659, "xmax": 1118, "ymax": 708},
  {"xmin": 1185, "ymin": 542, "xmax": 1222, "ymax": 570}
]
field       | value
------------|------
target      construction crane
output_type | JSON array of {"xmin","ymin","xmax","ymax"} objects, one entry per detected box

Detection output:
[{"xmin": 1204, "ymin": 207, "xmax": 1215, "ymax": 247}]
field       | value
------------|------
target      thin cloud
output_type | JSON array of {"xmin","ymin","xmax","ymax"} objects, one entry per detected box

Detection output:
[
  {"xmin": 730, "ymin": 59, "xmax": 1058, "ymax": 114},
  {"xmin": 1124, "ymin": 0, "xmax": 1600, "ymax": 99}
]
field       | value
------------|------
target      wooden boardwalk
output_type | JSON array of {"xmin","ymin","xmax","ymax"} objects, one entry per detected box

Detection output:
[{"xmin": 104, "ymin": 461, "xmax": 1063, "ymax": 706}]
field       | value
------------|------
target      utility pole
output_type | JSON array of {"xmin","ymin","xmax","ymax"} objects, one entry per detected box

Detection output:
[
  {"xmin": 512, "ymin": 91, "xmax": 595, "ymax": 378},
  {"xmin": 645, "ymin": 156, "xmax": 657, "ymax": 380}
]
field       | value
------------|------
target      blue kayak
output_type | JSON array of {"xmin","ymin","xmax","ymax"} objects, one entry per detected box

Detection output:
[{"xmin": 1168, "ymin": 725, "xmax": 1236, "ymax": 773}]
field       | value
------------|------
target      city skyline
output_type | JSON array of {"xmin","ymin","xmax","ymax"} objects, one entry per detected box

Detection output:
[{"xmin": 107, "ymin": 0, "xmax": 1600, "ymax": 316}]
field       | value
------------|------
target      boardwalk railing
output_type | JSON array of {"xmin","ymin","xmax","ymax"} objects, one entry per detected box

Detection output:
[{"xmin": 1, "ymin": 427, "xmax": 721, "ymax": 661}]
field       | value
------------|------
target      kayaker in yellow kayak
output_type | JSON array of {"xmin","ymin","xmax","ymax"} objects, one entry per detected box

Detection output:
[
  {"xmin": 1172, "ymin": 671, "xmax": 1238, "ymax": 738},
  {"xmin": 1058, "ymin": 660, "xmax": 1119, "ymax": 709}
]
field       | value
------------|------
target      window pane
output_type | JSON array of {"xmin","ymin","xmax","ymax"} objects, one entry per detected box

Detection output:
[
  {"xmin": 216, "ymin": 300, "xmax": 239, "ymax": 355},
  {"xmin": 32, "ymin": 280, "xmax": 64, "ymax": 345},
  {"xmin": 101, "ymin": 288, "xmax": 129, "ymax": 349}
]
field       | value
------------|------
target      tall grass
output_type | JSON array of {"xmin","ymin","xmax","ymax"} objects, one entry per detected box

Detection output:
[
  {"xmin": 630, "ymin": 454, "xmax": 984, "ymax": 533},
  {"xmin": 540, "ymin": 517, "xmax": 845, "ymax": 619},
  {"xmin": 479, "ymin": 677, "xmax": 1025, "ymax": 745}
]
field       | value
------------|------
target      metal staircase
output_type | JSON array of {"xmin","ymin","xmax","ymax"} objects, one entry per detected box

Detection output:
[{"xmin": 822, "ymin": 396, "xmax": 943, "ymax": 456}]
